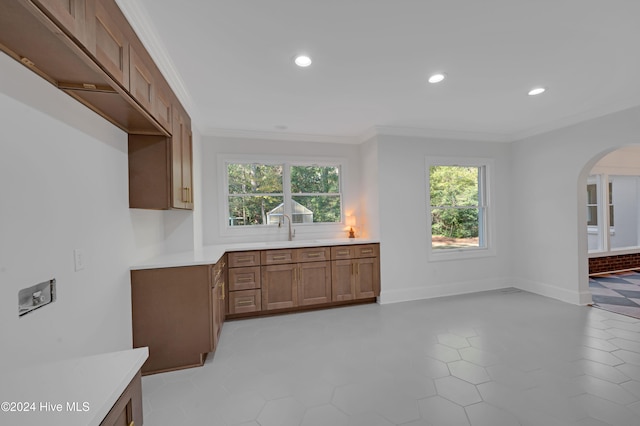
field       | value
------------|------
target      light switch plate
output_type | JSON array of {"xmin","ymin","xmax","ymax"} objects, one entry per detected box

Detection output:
[{"xmin": 74, "ymin": 249, "xmax": 85, "ymax": 271}]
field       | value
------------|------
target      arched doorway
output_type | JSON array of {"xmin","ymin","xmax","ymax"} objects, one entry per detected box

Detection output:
[{"xmin": 579, "ymin": 145, "xmax": 640, "ymax": 317}]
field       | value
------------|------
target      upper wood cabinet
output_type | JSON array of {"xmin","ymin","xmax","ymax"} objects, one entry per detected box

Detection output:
[
  {"xmin": 90, "ymin": 0, "xmax": 130, "ymax": 89},
  {"xmin": 31, "ymin": 0, "xmax": 89, "ymax": 44},
  {"xmin": 0, "ymin": 0, "xmax": 195, "ymax": 202},
  {"xmin": 171, "ymin": 104, "xmax": 193, "ymax": 209}
]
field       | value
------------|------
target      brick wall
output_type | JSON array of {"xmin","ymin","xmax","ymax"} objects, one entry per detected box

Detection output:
[{"xmin": 589, "ymin": 253, "xmax": 640, "ymax": 274}]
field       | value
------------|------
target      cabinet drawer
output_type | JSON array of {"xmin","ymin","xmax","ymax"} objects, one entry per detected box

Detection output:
[
  {"xmin": 228, "ymin": 266, "xmax": 261, "ymax": 291},
  {"xmin": 355, "ymin": 244, "xmax": 379, "ymax": 258},
  {"xmin": 229, "ymin": 289, "xmax": 261, "ymax": 314},
  {"xmin": 228, "ymin": 251, "xmax": 261, "ymax": 268},
  {"xmin": 331, "ymin": 246, "xmax": 355, "ymax": 260},
  {"xmin": 298, "ymin": 247, "xmax": 330, "ymax": 263},
  {"xmin": 262, "ymin": 249, "xmax": 295, "ymax": 265}
]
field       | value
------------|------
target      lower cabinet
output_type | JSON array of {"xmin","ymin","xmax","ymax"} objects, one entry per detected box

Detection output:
[
  {"xmin": 226, "ymin": 244, "xmax": 379, "ymax": 317},
  {"xmin": 100, "ymin": 371, "xmax": 142, "ymax": 426},
  {"xmin": 298, "ymin": 261, "xmax": 332, "ymax": 305},
  {"xmin": 261, "ymin": 263, "xmax": 298, "ymax": 310},
  {"xmin": 131, "ymin": 263, "xmax": 224, "ymax": 375},
  {"xmin": 331, "ymin": 244, "xmax": 380, "ymax": 302},
  {"xmin": 261, "ymin": 247, "xmax": 331, "ymax": 311},
  {"xmin": 227, "ymin": 252, "xmax": 262, "ymax": 314}
]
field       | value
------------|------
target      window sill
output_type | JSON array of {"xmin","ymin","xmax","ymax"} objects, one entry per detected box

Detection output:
[{"xmin": 428, "ymin": 246, "xmax": 496, "ymax": 262}]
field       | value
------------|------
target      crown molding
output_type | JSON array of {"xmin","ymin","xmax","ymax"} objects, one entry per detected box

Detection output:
[
  {"xmin": 369, "ymin": 125, "xmax": 513, "ymax": 143},
  {"xmin": 204, "ymin": 127, "xmax": 362, "ymax": 144},
  {"xmin": 114, "ymin": 0, "xmax": 203, "ymax": 132}
]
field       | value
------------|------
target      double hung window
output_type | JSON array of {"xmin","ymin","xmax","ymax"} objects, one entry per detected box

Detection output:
[
  {"xmin": 225, "ymin": 161, "xmax": 342, "ymax": 227},
  {"xmin": 427, "ymin": 157, "xmax": 493, "ymax": 259}
]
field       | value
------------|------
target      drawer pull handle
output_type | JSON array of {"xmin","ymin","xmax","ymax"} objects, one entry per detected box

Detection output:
[
  {"xmin": 337, "ymin": 250, "xmax": 349, "ymax": 255},
  {"xmin": 237, "ymin": 257, "xmax": 252, "ymax": 262},
  {"xmin": 236, "ymin": 300, "xmax": 254, "ymax": 306},
  {"xmin": 237, "ymin": 277, "xmax": 253, "ymax": 282},
  {"xmin": 361, "ymin": 249, "xmax": 373, "ymax": 254},
  {"xmin": 307, "ymin": 253, "xmax": 321, "ymax": 258},
  {"xmin": 272, "ymin": 255, "xmax": 287, "ymax": 260}
]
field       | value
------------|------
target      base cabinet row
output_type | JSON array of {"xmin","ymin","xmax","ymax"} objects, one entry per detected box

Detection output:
[{"xmin": 228, "ymin": 244, "xmax": 380, "ymax": 316}]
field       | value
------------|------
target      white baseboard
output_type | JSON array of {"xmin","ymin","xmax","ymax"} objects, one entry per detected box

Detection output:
[
  {"xmin": 378, "ymin": 277, "xmax": 513, "ymax": 305},
  {"xmin": 513, "ymin": 278, "xmax": 593, "ymax": 306},
  {"xmin": 378, "ymin": 277, "xmax": 593, "ymax": 306}
]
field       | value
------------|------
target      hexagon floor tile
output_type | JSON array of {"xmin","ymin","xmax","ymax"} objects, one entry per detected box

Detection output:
[{"xmin": 142, "ymin": 289, "xmax": 640, "ymax": 425}]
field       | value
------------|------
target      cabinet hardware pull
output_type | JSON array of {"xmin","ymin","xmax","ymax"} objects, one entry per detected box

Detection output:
[
  {"xmin": 221, "ymin": 282, "xmax": 225, "ymax": 300},
  {"xmin": 237, "ymin": 257, "xmax": 251, "ymax": 262},
  {"xmin": 237, "ymin": 277, "xmax": 252, "ymax": 282},
  {"xmin": 338, "ymin": 250, "xmax": 349, "ymax": 255},
  {"xmin": 362, "ymin": 249, "xmax": 373, "ymax": 254},
  {"xmin": 294, "ymin": 267, "xmax": 297, "ymax": 282},
  {"xmin": 272, "ymin": 255, "xmax": 287, "ymax": 260},
  {"xmin": 307, "ymin": 253, "xmax": 321, "ymax": 258},
  {"xmin": 237, "ymin": 300, "xmax": 254, "ymax": 306},
  {"xmin": 129, "ymin": 421, "xmax": 134, "ymax": 426}
]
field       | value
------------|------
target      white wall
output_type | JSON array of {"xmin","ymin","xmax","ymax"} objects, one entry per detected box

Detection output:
[
  {"xmin": 201, "ymin": 136, "xmax": 363, "ymax": 245},
  {"xmin": 372, "ymin": 135, "xmax": 513, "ymax": 304},
  {"xmin": 359, "ymin": 136, "xmax": 380, "ymax": 240},
  {"xmin": 511, "ymin": 106, "xmax": 640, "ymax": 305},
  {"xmin": 0, "ymin": 53, "xmax": 167, "ymax": 367}
]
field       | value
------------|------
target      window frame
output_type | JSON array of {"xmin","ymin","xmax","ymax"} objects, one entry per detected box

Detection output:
[
  {"xmin": 218, "ymin": 154, "xmax": 347, "ymax": 238},
  {"xmin": 587, "ymin": 174, "xmax": 617, "ymax": 254},
  {"xmin": 426, "ymin": 156, "xmax": 495, "ymax": 261}
]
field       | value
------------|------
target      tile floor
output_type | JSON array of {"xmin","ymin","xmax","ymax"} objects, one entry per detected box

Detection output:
[
  {"xmin": 590, "ymin": 272, "xmax": 640, "ymax": 320},
  {"xmin": 142, "ymin": 289, "xmax": 640, "ymax": 426}
]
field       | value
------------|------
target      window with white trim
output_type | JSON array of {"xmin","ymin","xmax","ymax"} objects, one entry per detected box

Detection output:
[
  {"xmin": 427, "ymin": 157, "xmax": 493, "ymax": 259},
  {"xmin": 225, "ymin": 161, "xmax": 342, "ymax": 227}
]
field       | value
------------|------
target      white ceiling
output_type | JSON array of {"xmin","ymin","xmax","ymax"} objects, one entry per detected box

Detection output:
[{"xmin": 119, "ymin": 0, "xmax": 640, "ymax": 143}]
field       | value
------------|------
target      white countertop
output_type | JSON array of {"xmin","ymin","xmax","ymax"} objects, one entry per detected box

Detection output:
[
  {"xmin": 131, "ymin": 238, "xmax": 379, "ymax": 270},
  {"xmin": 0, "ymin": 347, "xmax": 148, "ymax": 426}
]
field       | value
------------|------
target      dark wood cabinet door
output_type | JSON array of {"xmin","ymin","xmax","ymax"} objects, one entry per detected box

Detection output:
[
  {"xmin": 331, "ymin": 259, "xmax": 355, "ymax": 301},
  {"xmin": 129, "ymin": 45, "xmax": 154, "ymax": 111},
  {"xmin": 92, "ymin": 0, "xmax": 129, "ymax": 88},
  {"xmin": 262, "ymin": 264, "xmax": 297, "ymax": 310},
  {"xmin": 355, "ymin": 257, "xmax": 380, "ymax": 299},
  {"xmin": 171, "ymin": 107, "xmax": 193, "ymax": 209},
  {"xmin": 32, "ymin": 0, "xmax": 87, "ymax": 44},
  {"xmin": 298, "ymin": 261, "xmax": 331, "ymax": 305}
]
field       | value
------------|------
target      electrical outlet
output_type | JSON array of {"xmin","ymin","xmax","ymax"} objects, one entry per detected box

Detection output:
[{"xmin": 74, "ymin": 249, "xmax": 85, "ymax": 271}]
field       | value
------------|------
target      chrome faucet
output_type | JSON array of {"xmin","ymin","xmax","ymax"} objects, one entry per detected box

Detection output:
[{"xmin": 279, "ymin": 214, "xmax": 295, "ymax": 241}]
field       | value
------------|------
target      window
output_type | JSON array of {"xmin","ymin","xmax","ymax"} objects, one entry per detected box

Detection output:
[
  {"xmin": 225, "ymin": 160, "xmax": 342, "ymax": 228},
  {"xmin": 427, "ymin": 157, "xmax": 493, "ymax": 259},
  {"xmin": 586, "ymin": 174, "xmax": 640, "ymax": 254},
  {"xmin": 227, "ymin": 163, "xmax": 283, "ymax": 226},
  {"xmin": 291, "ymin": 165, "xmax": 341, "ymax": 223}
]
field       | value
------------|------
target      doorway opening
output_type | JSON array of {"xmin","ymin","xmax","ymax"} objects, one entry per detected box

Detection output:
[{"xmin": 584, "ymin": 146, "xmax": 640, "ymax": 319}]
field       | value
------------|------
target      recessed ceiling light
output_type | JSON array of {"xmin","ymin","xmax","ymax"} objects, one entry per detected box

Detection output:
[
  {"xmin": 528, "ymin": 87, "xmax": 546, "ymax": 96},
  {"xmin": 428, "ymin": 73, "xmax": 446, "ymax": 84},
  {"xmin": 294, "ymin": 55, "xmax": 312, "ymax": 67}
]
